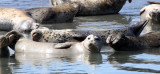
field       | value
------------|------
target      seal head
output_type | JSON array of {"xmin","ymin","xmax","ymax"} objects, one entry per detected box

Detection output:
[{"xmin": 82, "ymin": 35, "xmax": 102, "ymax": 53}]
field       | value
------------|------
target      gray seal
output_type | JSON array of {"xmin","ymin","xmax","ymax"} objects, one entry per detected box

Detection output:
[
  {"xmin": 0, "ymin": 7, "xmax": 39, "ymax": 32},
  {"xmin": 106, "ymin": 31, "xmax": 160, "ymax": 51},
  {"xmin": 9, "ymin": 31, "xmax": 102, "ymax": 54},
  {"xmin": 31, "ymin": 20, "xmax": 149, "ymax": 44},
  {"xmin": 49, "ymin": 0, "xmax": 132, "ymax": 16},
  {"xmin": 25, "ymin": 3, "xmax": 78, "ymax": 24}
]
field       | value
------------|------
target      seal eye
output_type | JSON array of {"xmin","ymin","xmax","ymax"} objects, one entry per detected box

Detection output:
[{"xmin": 88, "ymin": 37, "xmax": 90, "ymax": 40}]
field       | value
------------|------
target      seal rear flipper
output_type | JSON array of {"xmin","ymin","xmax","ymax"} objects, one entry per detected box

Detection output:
[{"xmin": 129, "ymin": 20, "xmax": 149, "ymax": 37}]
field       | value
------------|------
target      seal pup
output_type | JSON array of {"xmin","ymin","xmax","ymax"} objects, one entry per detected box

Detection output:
[
  {"xmin": 140, "ymin": 4, "xmax": 160, "ymax": 23},
  {"xmin": 8, "ymin": 31, "xmax": 102, "ymax": 54},
  {"xmin": 0, "ymin": 7, "xmax": 39, "ymax": 32},
  {"xmin": 31, "ymin": 20, "xmax": 149, "ymax": 44},
  {"xmin": 49, "ymin": 0, "xmax": 132, "ymax": 16},
  {"xmin": 106, "ymin": 31, "xmax": 160, "ymax": 51},
  {"xmin": 25, "ymin": 3, "xmax": 78, "ymax": 24},
  {"xmin": 0, "ymin": 31, "xmax": 16, "ymax": 57}
]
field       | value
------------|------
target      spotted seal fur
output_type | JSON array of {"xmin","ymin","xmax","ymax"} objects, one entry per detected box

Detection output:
[
  {"xmin": 106, "ymin": 31, "xmax": 160, "ymax": 51},
  {"xmin": 31, "ymin": 20, "xmax": 149, "ymax": 44},
  {"xmin": 25, "ymin": 3, "xmax": 78, "ymax": 24},
  {"xmin": 49, "ymin": 0, "xmax": 132, "ymax": 16},
  {"xmin": 8, "ymin": 31, "xmax": 102, "ymax": 53},
  {"xmin": 0, "ymin": 7, "xmax": 39, "ymax": 32}
]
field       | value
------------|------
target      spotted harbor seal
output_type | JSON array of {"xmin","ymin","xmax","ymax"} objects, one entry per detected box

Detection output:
[
  {"xmin": 25, "ymin": 3, "xmax": 78, "ymax": 24},
  {"xmin": 140, "ymin": 3, "xmax": 160, "ymax": 23},
  {"xmin": 8, "ymin": 31, "xmax": 102, "ymax": 53},
  {"xmin": 49, "ymin": 0, "xmax": 132, "ymax": 16},
  {"xmin": 31, "ymin": 20, "xmax": 149, "ymax": 44},
  {"xmin": 106, "ymin": 31, "xmax": 160, "ymax": 51},
  {"xmin": 0, "ymin": 31, "xmax": 16, "ymax": 57},
  {"xmin": 0, "ymin": 7, "xmax": 39, "ymax": 32}
]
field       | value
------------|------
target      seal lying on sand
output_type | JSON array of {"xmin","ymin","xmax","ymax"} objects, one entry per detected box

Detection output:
[
  {"xmin": 9, "ymin": 31, "xmax": 102, "ymax": 53},
  {"xmin": 140, "ymin": 2, "xmax": 160, "ymax": 23},
  {"xmin": 25, "ymin": 3, "xmax": 78, "ymax": 24},
  {"xmin": 0, "ymin": 7, "xmax": 39, "ymax": 32},
  {"xmin": 106, "ymin": 31, "xmax": 160, "ymax": 51},
  {"xmin": 31, "ymin": 20, "xmax": 149, "ymax": 44},
  {"xmin": 49, "ymin": 0, "xmax": 132, "ymax": 16},
  {"xmin": 0, "ymin": 31, "xmax": 16, "ymax": 57}
]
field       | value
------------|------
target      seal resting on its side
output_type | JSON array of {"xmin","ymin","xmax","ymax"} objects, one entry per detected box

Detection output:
[
  {"xmin": 9, "ymin": 31, "xmax": 102, "ymax": 54},
  {"xmin": 106, "ymin": 31, "xmax": 160, "ymax": 51},
  {"xmin": 25, "ymin": 3, "xmax": 78, "ymax": 24},
  {"xmin": 0, "ymin": 31, "xmax": 16, "ymax": 57},
  {"xmin": 49, "ymin": 0, "xmax": 132, "ymax": 16},
  {"xmin": 0, "ymin": 7, "xmax": 39, "ymax": 32},
  {"xmin": 140, "ymin": 3, "xmax": 160, "ymax": 23},
  {"xmin": 31, "ymin": 20, "xmax": 149, "ymax": 44}
]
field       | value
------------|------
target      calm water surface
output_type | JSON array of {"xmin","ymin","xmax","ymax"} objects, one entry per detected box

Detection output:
[{"xmin": 0, "ymin": 0, "xmax": 160, "ymax": 74}]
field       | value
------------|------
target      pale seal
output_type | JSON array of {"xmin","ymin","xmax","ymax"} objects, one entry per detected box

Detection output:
[
  {"xmin": 49, "ymin": 0, "xmax": 132, "ymax": 16},
  {"xmin": 0, "ymin": 31, "xmax": 16, "ymax": 57},
  {"xmin": 0, "ymin": 7, "xmax": 39, "ymax": 32},
  {"xmin": 106, "ymin": 31, "xmax": 160, "ymax": 51},
  {"xmin": 9, "ymin": 31, "xmax": 102, "ymax": 54},
  {"xmin": 140, "ymin": 3, "xmax": 160, "ymax": 23},
  {"xmin": 31, "ymin": 20, "xmax": 149, "ymax": 44},
  {"xmin": 25, "ymin": 3, "xmax": 78, "ymax": 24}
]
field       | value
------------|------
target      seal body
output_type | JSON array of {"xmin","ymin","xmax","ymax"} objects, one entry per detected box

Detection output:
[
  {"xmin": 107, "ymin": 32, "xmax": 160, "ymax": 51},
  {"xmin": 31, "ymin": 20, "xmax": 148, "ymax": 44},
  {"xmin": 140, "ymin": 4, "xmax": 160, "ymax": 23},
  {"xmin": 9, "ymin": 33, "xmax": 102, "ymax": 54},
  {"xmin": 0, "ymin": 7, "xmax": 39, "ymax": 32},
  {"xmin": 25, "ymin": 3, "xmax": 78, "ymax": 24},
  {"xmin": 49, "ymin": 0, "xmax": 132, "ymax": 16}
]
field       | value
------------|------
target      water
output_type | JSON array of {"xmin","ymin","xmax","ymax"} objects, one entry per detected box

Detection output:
[{"xmin": 0, "ymin": 0, "xmax": 160, "ymax": 73}]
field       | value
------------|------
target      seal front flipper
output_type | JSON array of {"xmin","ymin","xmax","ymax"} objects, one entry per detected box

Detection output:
[
  {"xmin": 106, "ymin": 32, "xmax": 125, "ymax": 45},
  {"xmin": 54, "ymin": 42, "xmax": 76, "ymax": 49}
]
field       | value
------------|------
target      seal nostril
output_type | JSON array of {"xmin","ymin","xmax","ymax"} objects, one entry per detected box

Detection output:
[{"xmin": 95, "ymin": 38, "xmax": 100, "ymax": 41}]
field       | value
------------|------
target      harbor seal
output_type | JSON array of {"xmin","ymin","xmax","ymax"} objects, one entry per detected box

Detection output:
[
  {"xmin": 31, "ymin": 20, "xmax": 149, "ymax": 44},
  {"xmin": 0, "ymin": 31, "xmax": 16, "ymax": 57},
  {"xmin": 106, "ymin": 31, "xmax": 160, "ymax": 51},
  {"xmin": 0, "ymin": 7, "xmax": 39, "ymax": 32},
  {"xmin": 25, "ymin": 3, "xmax": 78, "ymax": 24},
  {"xmin": 140, "ymin": 3, "xmax": 160, "ymax": 23},
  {"xmin": 9, "ymin": 31, "xmax": 102, "ymax": 53},
  {"xmin": 49, "ymin": 0, "xmax": 132, "ymax": 16}
]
